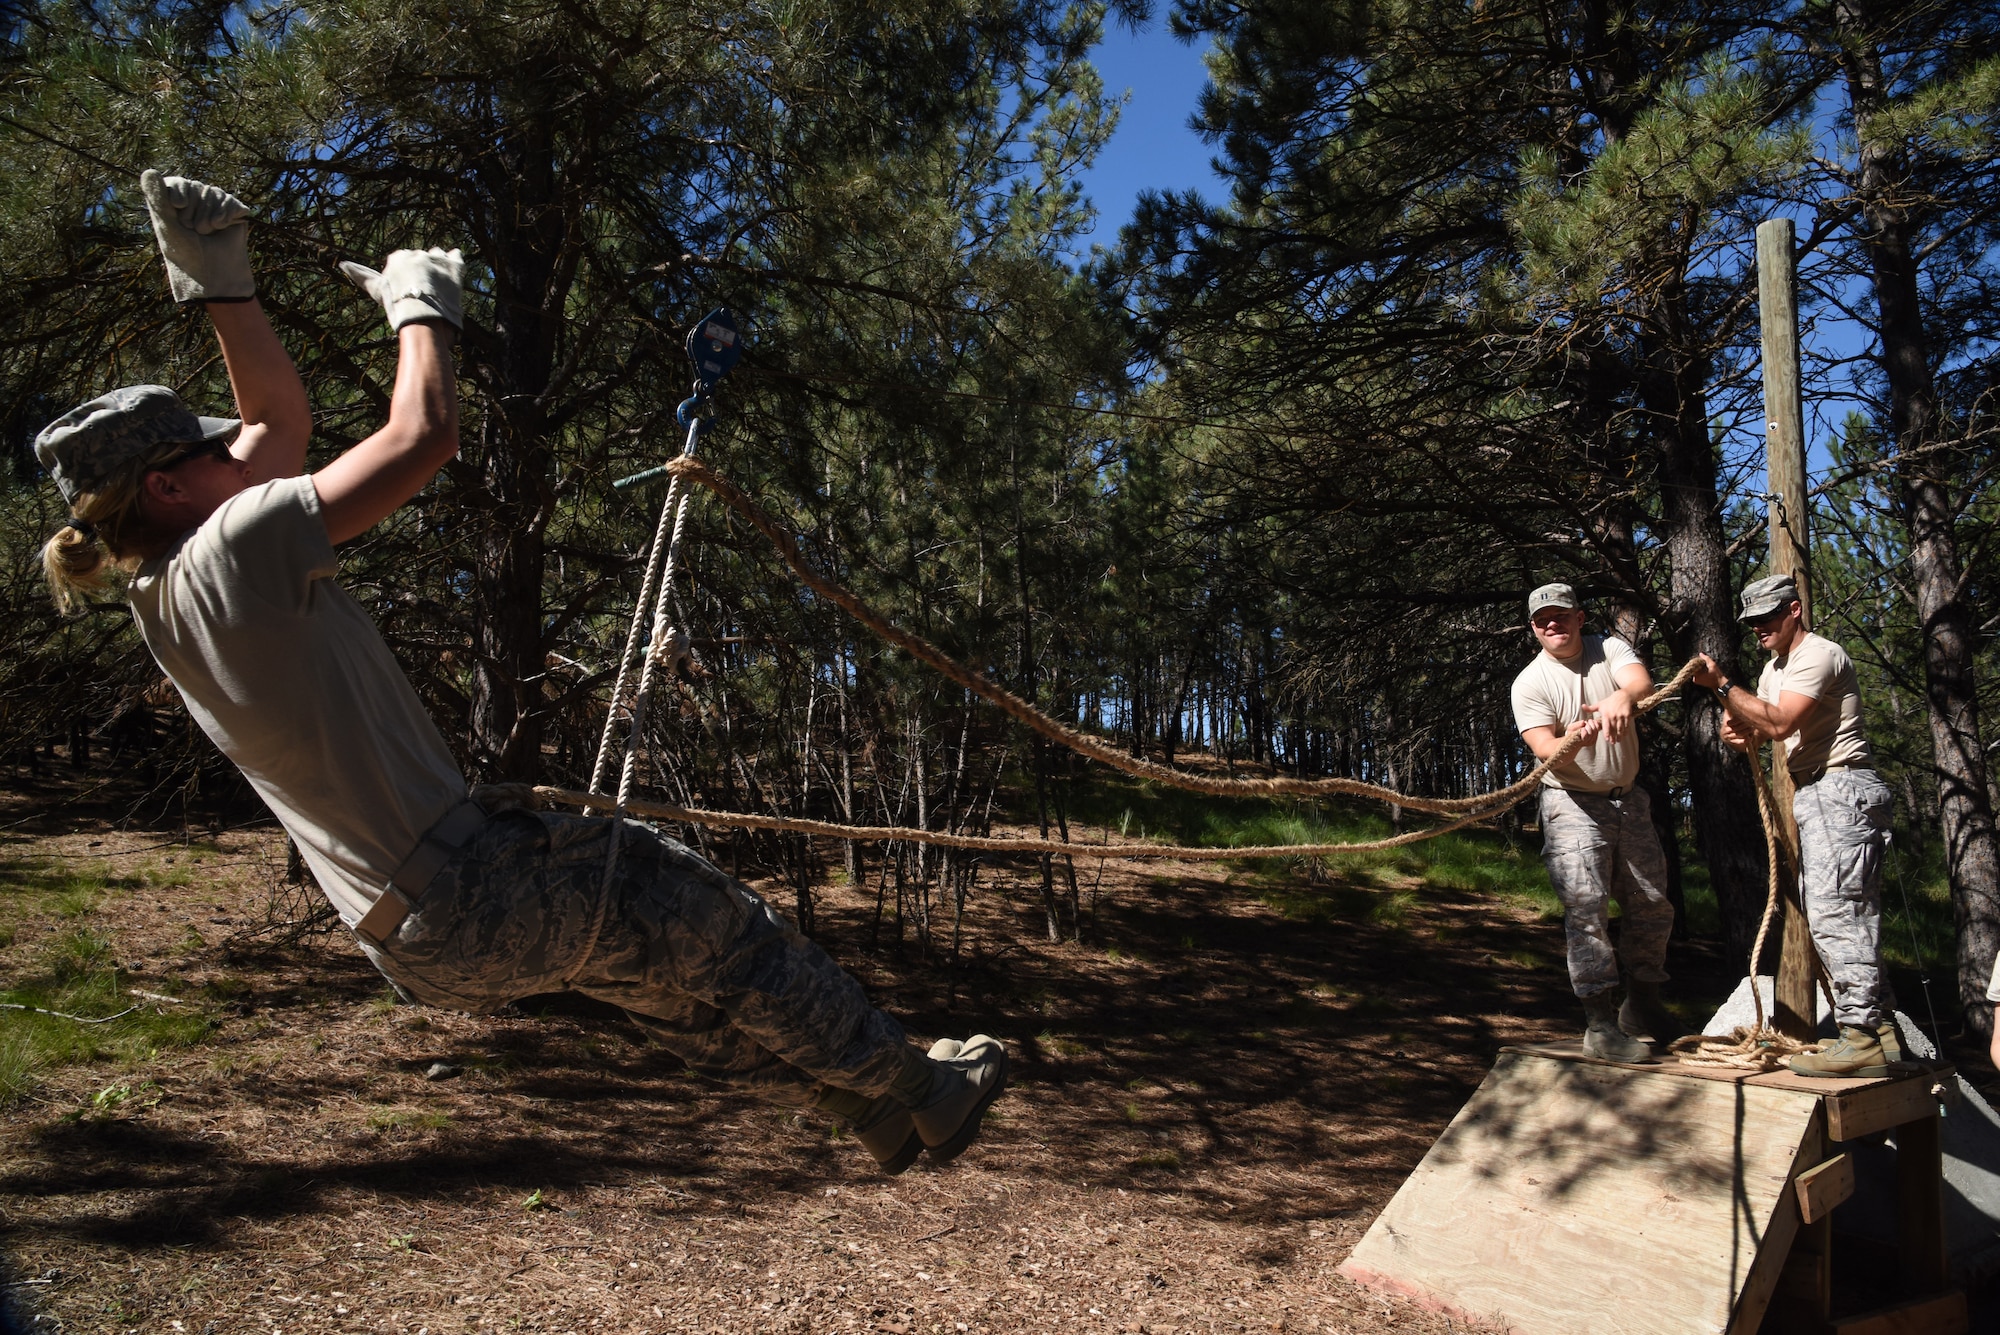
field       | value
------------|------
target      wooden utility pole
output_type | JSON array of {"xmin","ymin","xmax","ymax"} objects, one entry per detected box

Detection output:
[{"xmin": 1756, "ymin": 217, "xmax": 1818, "ymax": 1041}]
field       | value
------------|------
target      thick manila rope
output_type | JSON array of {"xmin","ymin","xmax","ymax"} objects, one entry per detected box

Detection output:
[
  {"xmin": 1670, "ymin": 755, "xmax": 1837, "ymax": 1070},
  {"xmin": 570, "ymin": 457, "xmax": 1816, "ymax": 1061},
  {"xmin": 544, "ymin": 455, "xmax": 1701, "ymax": 856},
  {"xmin": 532, "ymin": 782, "xmax": 1529, "ymax": 859},
  {"xmin": 566, "ymin": 418, "xmax": 709, "ymax": 989},
  {"xmin": 657, "ymin": 455, "xmax": 1701, "ymax": 815},
  {"xmin": 585, "ymin": 470, "xmax": 691, "ymax": 804}
]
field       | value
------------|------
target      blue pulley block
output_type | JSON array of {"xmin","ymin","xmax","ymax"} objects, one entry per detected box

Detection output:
[{"xmin": 686, "ymin": 308, "xmax": 741, "ymax": 389}]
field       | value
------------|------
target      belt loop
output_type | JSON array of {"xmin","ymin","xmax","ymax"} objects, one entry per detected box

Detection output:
[
  {"xmin": 352, "ymin": 799, "xmax": 487, "ymax": 947},
  {"xmin": 354, "ymin": 884, "xmax": 414, "ymax": 947}
]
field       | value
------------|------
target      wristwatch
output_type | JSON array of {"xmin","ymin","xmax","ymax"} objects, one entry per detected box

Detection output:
[{"xmin": 1714, "ymin": 677, "xmax": 1736, "ymax": 698}]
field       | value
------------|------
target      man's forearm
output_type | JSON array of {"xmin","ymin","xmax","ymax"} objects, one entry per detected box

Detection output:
[{"xmin": 1718, "ymin": 687, "xmax": 1783, "ymax": 738}]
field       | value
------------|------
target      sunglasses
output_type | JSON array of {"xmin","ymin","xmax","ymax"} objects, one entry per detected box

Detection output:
[{"xmin": 154, "ymin": 437, "xmax": 234, "ymax": 470}]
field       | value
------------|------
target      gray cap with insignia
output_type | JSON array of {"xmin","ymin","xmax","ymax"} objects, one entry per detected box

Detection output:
[
  {"xmin": 1738, "ymin": 574, "xmax": 1801, "ymax": 621},
  {"xmin": 34, "ymin": 385, "xmax": 240, "ymax": 504},
  {"xmin": 1527, "ymin": 582, "xmax": 1581, "ymax": 618}
]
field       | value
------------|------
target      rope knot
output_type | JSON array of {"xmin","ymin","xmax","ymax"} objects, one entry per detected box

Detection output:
[{"xmin": 648, "ymin": 626, "xmax": 695, "ymax": 677}]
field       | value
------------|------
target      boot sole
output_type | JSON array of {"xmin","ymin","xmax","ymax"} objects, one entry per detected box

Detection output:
[
  {"xmin": 876, "ymin": 1129, "xmax": 923, "ymax": 1175},
  {"xmin": 1584, "ymin": 1035, "xmax": 1657, "ymax": 1064},
  {"xmin": 861, "ymin": 1038, "xmax": 965, "ymax": 1173},
  {"xmin": 1787, "ymin": 1062, "xmax": 1890, "ymax": 1080},
  {"xmin": 924, "ymin": 1044, "xmax": 1009, "ymax": 1165}
]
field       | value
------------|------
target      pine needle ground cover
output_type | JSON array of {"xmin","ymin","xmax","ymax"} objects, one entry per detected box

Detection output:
[{"xmin": 0, "ymin": 778, "xmax": 1970, "ymax": 1334}]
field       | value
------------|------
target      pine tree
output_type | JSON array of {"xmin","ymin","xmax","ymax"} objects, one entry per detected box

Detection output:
[
  {"xmin": 1116, "ymin": 0, "xmax": 1806, "ymax": 960},
  {"xmin": 0, "ymin": 0, "xmax": 1131, "ymax": 807},
  {"xmin": 1807, "ymin": 0, "xmax": 2000, "ymax": 1033}
]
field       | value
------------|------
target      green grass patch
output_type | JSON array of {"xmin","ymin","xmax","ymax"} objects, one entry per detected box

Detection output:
[
  {"xmin": 0, "ymin": 856, "xmax": 125, "ymax": 903},
  {"xmin": 0, "ymin": 926, "xmax": 215, "ymax": 1108},
  {"xmin": 1056, "ymin": 770, "xmax": 1565, "ymax": 918},
  {"xmin": 1879, "ymin": 836, "xmax": 1956, "ymax": 974}
]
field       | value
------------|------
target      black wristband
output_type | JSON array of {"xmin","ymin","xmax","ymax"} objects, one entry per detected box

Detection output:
[{"xmin": 1715, "ymin": 677, "xmax": 1734, "ymax": 698}]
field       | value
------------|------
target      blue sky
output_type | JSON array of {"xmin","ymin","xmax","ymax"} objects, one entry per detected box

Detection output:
[
  {"xmin": 1069, "ymin": 19, "xmax": 1883, "ymax": 502},
  {"xmin": 1071, "ymin": 15, "xmax": 1225, "ymax": 256}
]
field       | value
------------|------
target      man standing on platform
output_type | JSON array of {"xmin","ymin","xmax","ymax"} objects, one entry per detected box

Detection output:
[
  {"xmin": 1692, "ymin": 574, "xmax": 1898, "ymax": 1078},
  {"xmin": 1512, "ymin": 583, "xmax": 1683, "ymax": 1063}
]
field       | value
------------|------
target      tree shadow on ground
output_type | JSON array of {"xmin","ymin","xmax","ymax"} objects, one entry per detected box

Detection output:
[{"xmin": 2, "ymin": 846, "xmax": 1743, "ymax": 1268}]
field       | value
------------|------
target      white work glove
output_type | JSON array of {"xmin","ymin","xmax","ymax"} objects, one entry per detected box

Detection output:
[
  {"xmin": 140, "ymin": 169, "xmax": 256, "ymax": 304},
  {"xmin": 339, "ymin": 247, "xmax": 465, "ymax": 332}
]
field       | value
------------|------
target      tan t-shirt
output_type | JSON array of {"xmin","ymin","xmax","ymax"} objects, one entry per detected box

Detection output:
[
  {"xmin": 1756, "ymin": 631, "xmax": 1872, "ymax": 776},
  {"xmin": 129, "ymin": 477, "xmax": 468, "ymax": 928},
  {"xmin": 1511, "ymin": 635, "xmax": 1645, "ymax": 794}
]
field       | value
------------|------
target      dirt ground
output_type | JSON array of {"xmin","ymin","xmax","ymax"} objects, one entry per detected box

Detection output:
[{"xmin": 0, "ymin": 781, "xmax": 1931, "ymax": 1335}]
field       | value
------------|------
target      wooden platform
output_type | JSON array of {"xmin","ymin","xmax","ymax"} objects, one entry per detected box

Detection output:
[{"xmin": 1337, "ymin": 1044, "xmax": 1964, "ymax": 1335}]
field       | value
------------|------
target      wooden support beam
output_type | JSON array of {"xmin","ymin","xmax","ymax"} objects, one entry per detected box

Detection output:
[
  {"xmin": 1756, "ymin": 216, "xmax": 1819, "ymax": 1043},
  {"xmin": 1772, "ymin": 1120, "xmax": 1835, "ymax": 1334},
  {"xmin": 1758, "ymin": 218, "xmax": 1812, "ymax": 615},
  {"xmin": 1794, "ymin": 1151, "xmax": 1854, "ymax": 1224},
  {"xmin": 1725, "ymin": 1107, "xmax": 1824, "ymax": 1335},
  {"xmin": 1825, "ymin": 1078, "xmax": 1942, "ymax": 1142}
]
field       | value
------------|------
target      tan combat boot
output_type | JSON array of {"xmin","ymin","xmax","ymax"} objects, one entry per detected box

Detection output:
[
  {"xmin": 1788, "ymin": 1026, "xmax": 1889, "ymax": 1079},
  {"xmin": 843, "ymin": 1038, "xmax": 963, "ymax": 1174},
  {"xmin": 911, "ymin": 1034, "xmax": 1010, "ymax": 1163},
  {"xmin": 1582, "ymin": 992, "xmax": 1654, "ymax": 1063},
  {"xmin": 1618, "ymin": 979, "xmax": 1687, "ymax": 1044}
]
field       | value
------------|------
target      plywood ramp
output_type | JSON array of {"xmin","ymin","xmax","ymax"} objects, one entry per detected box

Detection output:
[{"xmin": 1338, "ymin": 1049, "xmax": 1823, "ymax": 1335}]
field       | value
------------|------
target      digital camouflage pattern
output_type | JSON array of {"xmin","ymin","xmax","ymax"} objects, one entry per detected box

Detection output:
[
  {"xmin": 1537, "ymin": 786, "xmax": 1676, "ymax": 998},
  {"xmin": 34, "ymin": 385, "xmax": 240, "ymax": 503},
  {"xmin": 1793, "ymin": 769, "xmax": 1896, "ymax": 1028},
  {"xmin": 365, "ymin": 808, "xmax": 913, "ymax": 1107}
]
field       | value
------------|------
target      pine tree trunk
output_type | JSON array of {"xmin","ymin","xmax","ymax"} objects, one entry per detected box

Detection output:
[
  {"xmin": 1644, "ymin": 306, "xmax": 1768, "ymax": 965},
  {"xmin": 1839, "ymin": 1, "xmax": 2000, "ymax": 1035},
  {"xmin": 468, "ymin": 102, "xmax": 564, "ymax": 782}
]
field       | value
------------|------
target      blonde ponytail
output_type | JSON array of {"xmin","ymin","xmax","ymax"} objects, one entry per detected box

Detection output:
[
  {"xmin": 39, "ymin": 438, "xmax": 191, "ymax": 615},
  {"xmin": 41, "ymin": 522, "xmax": 116, "ymax": 615}
]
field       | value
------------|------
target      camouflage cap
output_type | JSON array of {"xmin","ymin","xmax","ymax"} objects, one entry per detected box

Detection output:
[
  {"xmin": 34, "ymin": 385, "xmax": 240, "ymax": 505},
  {"xmin": 1527, "ymin": 582, "xmax": 1581, "ymax": 618},
  {"xmin": 1739, "ymin": 573, "xmax": 1801, "ymax": 622}
]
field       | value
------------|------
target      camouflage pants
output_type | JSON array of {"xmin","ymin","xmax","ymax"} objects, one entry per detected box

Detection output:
[
  {"xmin": 1538, "ymin": 786, "xmax": 1676, "ymax": 998},
  {"xmin": 362, "ymin": 808, "xmax": 911, "ymax": 1108},
  {"xmin": 1793, "ymin": 769, "xmax": 1895, "ymax": 1029}
]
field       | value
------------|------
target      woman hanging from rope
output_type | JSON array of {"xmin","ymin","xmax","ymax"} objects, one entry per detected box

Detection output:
[{"xmin": 35, "ymin": 170, "xmax": 1006, "ymax": 1176}]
